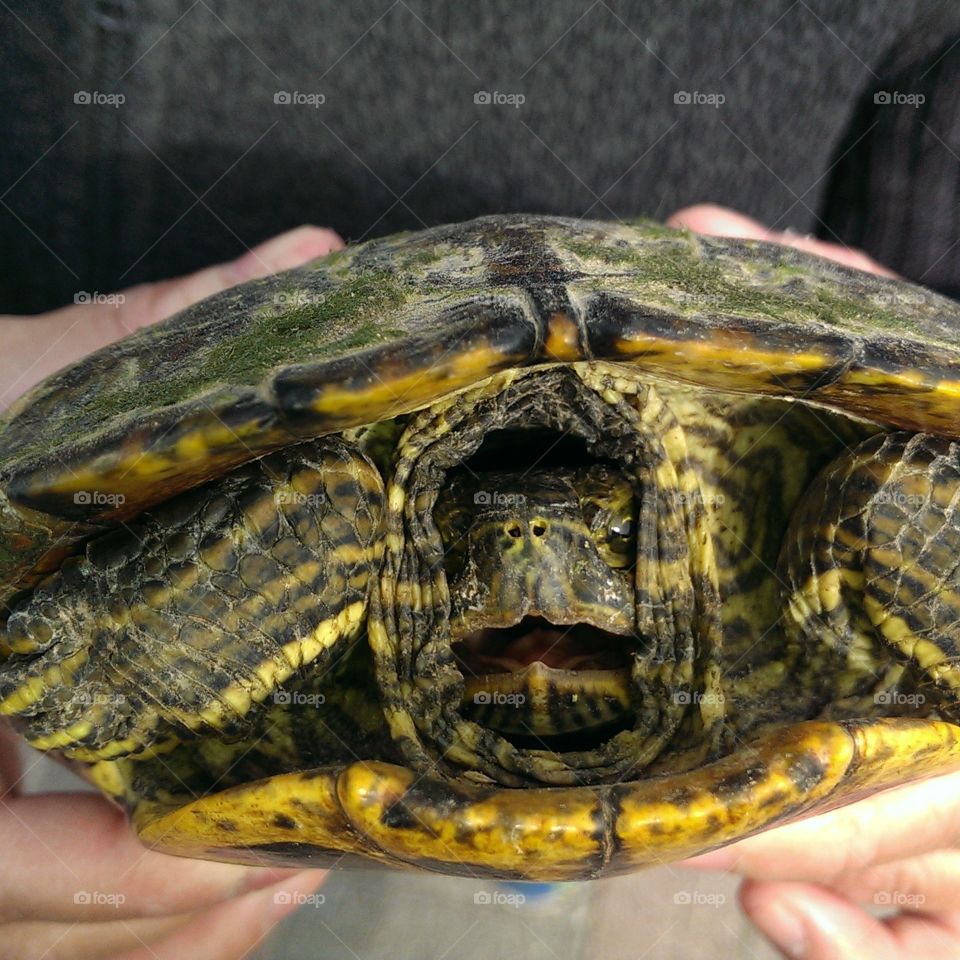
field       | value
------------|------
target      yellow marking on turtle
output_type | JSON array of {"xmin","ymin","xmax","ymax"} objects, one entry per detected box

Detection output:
[
  {"xmin": 613, "ymin": 335, "xmax": 832, "ymax": 380},
  {"xmin": 193, "ymin": 601, "xmax": 368, "ymax": 730},
  {"xmin": 337, "ymin": 761, "xmax": 604, "ymax": 879},
  {"xmin": 308, "ymin": 343, "xmax": 519, "ymax": 422},
  {"xmin": 543, "ymin": 312, "xmax": 583, "ymax": 361},
  {"xmin": 129, "ymin": 719, "xmax": 960, "ymax": 877},
  {"xmin": 27, "ymin": 719, "xmax": 96, "ymax": 752},
  {"xmin": 86, "ymin": 759, "xmax": 134, "ymax": 802},
  {"xmin": 612, "ymin": 719, "xmax": 960, "ymax": 869},
  {"xmin": 136, "ymin": 767, "xmax": 404, "ymax": 868},
  {"xmin": 28, "ymin": 420, "xmax": 294, "ymax": 506},
  {"xmin": 0, "ymin": 647, "xmax": 90, "ymax": 715}
]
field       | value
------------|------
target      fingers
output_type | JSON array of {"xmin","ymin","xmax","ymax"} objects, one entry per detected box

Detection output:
[
  {"xmin": 0, "ymin": 792, "xmax": 315, "ymax": 923},
  {"xmin": 666, "ymin": 204, "xmax": 898, "ymax": 277},
  {"xmin": 1, "ymin": 872, "xmax": 325, "ymax": 960},
  {"xmin": 682, "ymin": 771, "xmax": 960, "ymax": 882},
  {"xmin": 741, "ymin": 879, "xmax": 960, "ymax": 960},
  {"xmin": 0, "ymin": 224, "xmax": 343, "ymax": 409},
  {"xmin": 667, "ymin": 204, "xmax": 773, "ymax": 238},
  {"xmin": 117, "ymin": 872, "xmax": 326, "ymax": 960},
  {"xmin": 831, "ymin": 850, "xmax": 960, "ymax": 916},
  {"xmin": 128, "ymin": 225, "xmax": 343, "ymax": 327},
  {"xmin": 2, "ymin": 913, "xmax": 189, "ymax": 960}
]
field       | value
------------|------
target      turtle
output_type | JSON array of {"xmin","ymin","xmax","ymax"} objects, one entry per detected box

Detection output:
[{"xmin": 2, "ymin": 213, "xmax": 960, "ymax": 882}]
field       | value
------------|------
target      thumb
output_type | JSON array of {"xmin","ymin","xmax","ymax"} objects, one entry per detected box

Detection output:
[
  {"xmin": 1, "ymin": 225, "xmax": 344, "ymax": 409},
  {"xmin": 666, "ymin": 204, "xmax": 896, "ymax": 278}
]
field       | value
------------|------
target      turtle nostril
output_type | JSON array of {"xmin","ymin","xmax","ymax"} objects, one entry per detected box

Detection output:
[
  {"xmin": 531, "ymin": 520, "xmax": 547, "ymax": 537},
  {"xmin": 506, "ymin": 522, "xmax": 523, "ymax": 539}
]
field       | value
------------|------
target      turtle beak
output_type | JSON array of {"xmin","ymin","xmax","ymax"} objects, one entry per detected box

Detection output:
[{"xmin": 447, "ymin": 501, "xmax": 635, "ymax": 638}]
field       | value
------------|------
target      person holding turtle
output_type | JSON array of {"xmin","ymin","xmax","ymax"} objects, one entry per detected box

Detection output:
[{"xmin": 4, "ymin": 4, "xmax": 960, "ymax": 959}]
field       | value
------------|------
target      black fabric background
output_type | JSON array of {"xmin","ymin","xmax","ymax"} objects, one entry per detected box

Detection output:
[{"xmin": 1, "ymin": 1, "xmax": 959, "ymax": 313}]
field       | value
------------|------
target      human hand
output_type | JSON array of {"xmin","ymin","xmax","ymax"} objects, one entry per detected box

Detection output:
[
  {"xmin": 0, "ymin": 224, "xmax": 343, "ymax": 410},
  {"xmin": 1, "ymin": 223, "xmax": 342, "ymax": 959},
  {"xmin": 669, "ymin": 204, "xmax": 960, "ymax": 960}
]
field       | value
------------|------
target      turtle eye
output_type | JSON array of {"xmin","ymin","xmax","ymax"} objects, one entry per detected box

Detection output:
[
  {"xmin": 593, "ymin": 512, "xmax": 636, "ymax": 569},
  {"xmin": 574, "ymin": 465, "xmax": 637, "ymax": 570}
]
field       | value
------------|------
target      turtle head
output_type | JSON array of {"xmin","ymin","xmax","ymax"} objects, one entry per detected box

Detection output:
[
  {"xmin": 435, "ymin": 465, "xmax": 636, "ymax": 636},
  {"xmin": 434, "ymin": 465, "xmax": 641, "ymax": 739}
]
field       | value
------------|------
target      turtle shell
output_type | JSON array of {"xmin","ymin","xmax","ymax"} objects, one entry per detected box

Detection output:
[
  {"xmin": 4, "ymin": 214, "xmax": 960, "ymax": 881},
  {"xmin": 3, "ymin": 214, "xmax": 960, "ymax": 606}
]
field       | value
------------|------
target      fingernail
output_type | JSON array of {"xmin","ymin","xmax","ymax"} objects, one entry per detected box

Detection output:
[
  {"xmin": 753, "ymin": 898, "xmax": 808, "ymax": 959},
  {"xmin": 228, "ymin": 226, "xmax": 343, "ymax": 282}
]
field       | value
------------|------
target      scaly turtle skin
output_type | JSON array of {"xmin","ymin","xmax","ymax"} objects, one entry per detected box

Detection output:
[{"xmin": 2, "ymin": 214, "xmax": 960, "ymax": 880}]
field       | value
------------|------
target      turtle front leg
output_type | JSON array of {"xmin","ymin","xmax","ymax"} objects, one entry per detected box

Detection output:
[
  {"xmin": 780, "ymin": 431, "xmax": 960, "ymax": 722},
  {"xmin": 0, "ymin": 438, "xmax": 385, "ymax": 761}
]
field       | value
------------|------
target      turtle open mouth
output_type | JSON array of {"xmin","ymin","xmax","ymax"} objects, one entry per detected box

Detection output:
[
  {"xmin": 453, "ymin": 616, "xmax": 636, "ymax": 742},
  {"xmin": 454, "ymin": 615, "xmax": 633, "ymax": 673}
]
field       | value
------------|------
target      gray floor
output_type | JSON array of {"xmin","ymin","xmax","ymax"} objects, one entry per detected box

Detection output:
[
  {"xmin": 21, "ymin": 745, "xmax": 778, "ymax": 959},
  {"xmin": 250, "ymin": 867, "xmax": 776, "ymax": 960}
]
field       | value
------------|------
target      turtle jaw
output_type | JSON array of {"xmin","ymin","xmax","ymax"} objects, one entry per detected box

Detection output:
[{"xmin": 453, "ymin": 615, "xmax": 636, "ymax": 738}]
